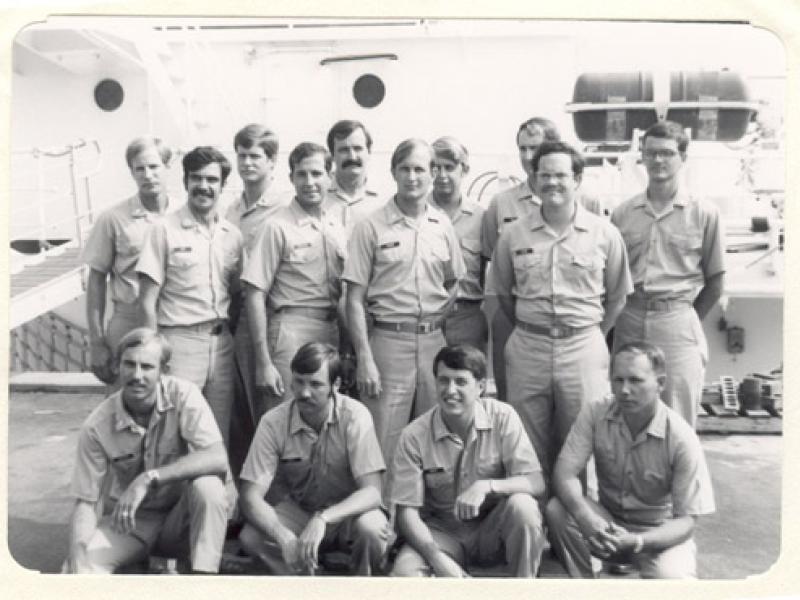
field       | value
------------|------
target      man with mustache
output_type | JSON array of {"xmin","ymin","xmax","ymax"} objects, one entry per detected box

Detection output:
[
  {"xmin": 65, "ymin": 328, "xmax": 229, "ymax": 574},
  {"xmin": 242, "ymin": 143, "xmax": 347, "ymax": 410},
  {"xmin": 137, "ymin": 146, "xmax": 243, "ymax": 448},
  {"xmin": 82, "ymin": 136, "xmax": 176, "ymax": 385},
  {"xmin": 481, "ymin": 117, "xmax": 604, "ymax": 401},
  {"xmin": 610, "ymin": 121, "xmax": 725, "ymax": 428},
  {"xmin": 492, "ymin": 141, "xmax": 632, "ymax": 491},
  {"xmin": 326, "ymin": 120, "xmax": 386, "ymax": 230}
]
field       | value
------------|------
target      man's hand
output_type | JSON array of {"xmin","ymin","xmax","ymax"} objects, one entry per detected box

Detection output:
[
  {"xmin": 276, "ymin": 533, "xmax": 307, "ymax": 574},
  {"xmin": 297, "ymin": 514, "xmax": 327, "ymax": 572},
  {"xmin": 429, "ymin": 550, "xmax": 468, "ymax": 578},
  {"xmin": 454, "ymin": 480, "xmax": 490, "ymax": 521},
  {"xmin": 602, "ymin": 522, "xmax": 637, "ymax": 554},
  {"xmin": 90, "ymin": 339, "xmax": 116, "ymax": 384},
  {"xmin": 255, "ymin": 363, "xmax": 285, "ymax": 400},
  {"xmin": 577, "ymin": 511, "xmax": 616, "ymax": 559},
  {"xmin": 111, "ymin": 474, "xmax": 150, "ymax": 534},
  {"xmin": 356, "ymin": 355, "xmax": 382, "ymax": 399},
  {"xmin": 67, "ymin": 541, "xmax": 89, "ymax": 573}
]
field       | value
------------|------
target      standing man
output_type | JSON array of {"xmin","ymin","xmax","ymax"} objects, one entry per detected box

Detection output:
[
  {"xmin": 326, "ymin": 119, "xmax": 385, "ymax": 229},
  {"xmin": 82, "ymin": 136, "xmax": 175, "ymax": 384},
  {"xmin": 430, "ymin": 136, "xmax": 488, "ymax": 354},
  {"xmin": 238, "ymin": 343, "xmax": 390, "ymax": 575},
  {"xmin": 242, "ymin": 142, "xmax": 347, "ymax": 413},
  {"xmin": 482, "ymin": 117, "xmax": 603, "ymax": 401},
  {"xmin": 344, "ymin": 138, "xmax": 465, "ymax": 465},
  {"xmin": 227, "ymin": 124, "xmax": 288, "ymax": 427},
  {"xmin": 137, "ymin": 146, "xmax": 243, "ymax": 447},
  {"xmin": 611, "ymin": 120, "xmax": 725, "ymax": 427},
  {"xmin": 546, "ymin": 342, "xmax": 716, "ymax": 578},
  {"xmin": 390, "ymin": 345, "xmax": 547, "ymax": 577},
  {"xmin": 492, "ymin": 141, "xmax": 632, "ymax": 487},
  {"xmin": 65, "ymin": 328, "xmax": 229, "ymax": 574}
]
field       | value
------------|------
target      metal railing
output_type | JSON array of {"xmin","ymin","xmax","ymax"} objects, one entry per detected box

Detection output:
[{"xmin": 9, "ymin": 312, "xmax": 90, "ymax": 373}]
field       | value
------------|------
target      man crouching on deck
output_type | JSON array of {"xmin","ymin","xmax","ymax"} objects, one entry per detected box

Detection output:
[
  {"xmin": 545, "ymin": 341, "xmax": 715, "ymax": 578},
  {"xmin": 238, "ymin": 342, "xmax": 391, "ymax": 575},
  {"xmin": 65, "ymin": 328, "xmax": 230, "ymax": 574},
  {"xmin": 390, "ymin": 345, "xmax": 547, "ymax": 577}
]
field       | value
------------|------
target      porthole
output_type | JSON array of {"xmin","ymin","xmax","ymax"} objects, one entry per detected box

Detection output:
[
  {"xmin": 353, "ymin": 73, "xmax": 385, "ymax": 109},
  {"xmin": 94, "ymin": 78, "xmax": 124, "ymax": 111}
]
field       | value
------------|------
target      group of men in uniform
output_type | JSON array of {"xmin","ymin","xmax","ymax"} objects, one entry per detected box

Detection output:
[{"xmin": 66, "ymin": 116, "xmax": 720, "ymax": 578}]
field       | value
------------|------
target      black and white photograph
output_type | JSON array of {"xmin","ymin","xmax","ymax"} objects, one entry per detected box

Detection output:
[{"xmin": 3, "ymin": 3, "xmax": 795, "ymax": 596}]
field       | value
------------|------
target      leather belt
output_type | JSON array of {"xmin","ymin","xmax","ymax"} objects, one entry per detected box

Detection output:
[
  {"xmin": 275, "ymin": 306, "xmax": 338, "ymax": 321},
  {"xmin": 515, "ymin": 320, "xmax": 593, "ymax": 339},
  {"xmin": 373, "ymin": 319, "xmax": 443, "ymax": 334},
  {"xmin": 160, "ymin": 319, "xmax": 227, "ymax": 335},
  {"xmin": 452, "ymin": 298, "xmax": 482, "ymax": 312},
  {"xmin": 627, "ymin": 295, "xmax": 692, "ymax": 312}
]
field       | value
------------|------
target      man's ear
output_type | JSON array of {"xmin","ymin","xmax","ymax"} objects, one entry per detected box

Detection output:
[{"xmin": 478, "ymin": 378, "xmax": 487, "ymax": 396}]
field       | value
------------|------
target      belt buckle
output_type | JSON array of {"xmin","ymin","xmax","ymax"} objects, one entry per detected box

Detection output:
[
  {"xmin": 550, "ymin": 325, "xmax": 562, "ymax": 338},
  {"xmin": 210, "ymin": 322, "xmax": 223, "ymax": 335}
]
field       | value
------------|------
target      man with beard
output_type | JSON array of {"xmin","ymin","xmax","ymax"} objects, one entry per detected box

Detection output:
[
  {"xmin": 492, "ymin": 141, "xmax": 631, "ymax": 490},
  {"xmin": 137, "ymin": 146, "xmax": 243, "ymax": 448},
  {"xmin": 82, "ymin": 136, "xmax": 176, "ymax": 385},
  {"xmin": 610, "ymin": 120, "xmax": 725, "ymax": 428},
  {"xmin": 65, "ymin": 328, "xmax": 229, "ymax": 574},
  {"xmin": 344, "ymin": 138, "xmax": 465, "ymax": 466},
  {"xmin": 326, "ymin": 119, "xmax": 385, "ymax": 230},
  {"xmin": 242, "ymin": 142, "xmax": 347, "ymax": 410}
]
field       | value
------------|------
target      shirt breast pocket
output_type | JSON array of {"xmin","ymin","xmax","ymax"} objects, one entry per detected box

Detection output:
[
  {"xmin": 375, "ymin": 238, "xmax": 403, "ymax": 263},
  {"xmin": 512, "ymin": 249, "xmax": 545, "ymax": 293},
  {"xmin": 110, "ymin": 452, "xmax": 143, "ymax": 489},
  {"xmin": 117, "ymin": 230, "xmax": 144, "ymax": 257},
  {"xmin": 634, "ymin": 468, "xmax": 670, "ymax": 509},
  {"xmin": 167, "ymin": 251, "xmax": 200, "ymax": 289},
  {"xmin": 665, "ymin": 231, "xmax": 703, "ymax": 272},
  {"xmin": 279, "ymin": 455, "xmax": 312, "ymax": 487},
  {"xmin": 286, "ymin": 244, "xmax": 312, "ymax": 264},
  {"xmin": 564, "ymin": 252, "xmax": 604, "ymax": 297},
  {"xmin": 423, "ymin": 466, "xmax": 455, "ymax": 505}
]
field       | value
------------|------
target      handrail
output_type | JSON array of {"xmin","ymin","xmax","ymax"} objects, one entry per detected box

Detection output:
[{"xmin": 10, "ymin": 312, "xmax": 90, "ymax": 372}]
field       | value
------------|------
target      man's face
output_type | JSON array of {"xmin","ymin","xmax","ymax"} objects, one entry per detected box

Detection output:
[
  {"xmin": 130, "ymin": 148, "xmax": 168, "ymax": 198},
  {"xmin": 291, "ymin": 363, "xmax": 334, "ymax": 424},
  {"xmin": 290, "ymin": 153, "xmax": 331, "ymax": 211},
  {"xmin": 236, "ymin": 144, "xmax": 274, "ymax": 185},
  {"xmin": 435, "ymin": 363, "xmax": 484, "ymax": 421},
  {"xmin": 534, "ymin": 152, "xmax": 580, "ymax": 209},
  {"xmin": 517, "ymin": 127, "xmax": 545, "ymax": 177},
  {"xmin": 185, "ymin": 162, "xmax": 224, "ymax": 216},
  {"xmin": 332, "ymin": 128, "xmax": 371, "ymax": 180},
  {"xmin": 392, "ymin": 147, "xmax": 433, "ymax": 202},
  {"xmin": 611, "ymin": 351, "xmax": 665, "ymax": 419},
  {"xmin": 432, "ymin": 157, "xmax": 466, "ymax": 198},
  {"xmin": 119, "ymin": 341, "xmax": 163, "ymax": 413},
  {"xmin": 642, "ymin": 137, "xmax": 685, "ymax": 184}
]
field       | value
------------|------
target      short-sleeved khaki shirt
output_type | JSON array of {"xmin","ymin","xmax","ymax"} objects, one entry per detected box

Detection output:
[
  {"xmin": 224, "ymin": 189, "xmax": 290, "ymax": 256},
  {"xmin": 70, "ymin": 375, "xmax": 223, "ymax": 512},
  {"xmin": 610, "ymin": 188, "xmax": 725, "ymax": 302},
  {"xmin": 492, "ymin": 204, "xmax": 632, "ymax": 328},
  {"xmin": 136, "ymin": 205, "xmax": 243, "ymax": 327},
  {"xmin": 481, "ymin": 180, "xmax": 540, "ymax": 260},
  {"xmin": 558, "ymin": 395, "xmax": 716, "ymax": 527},
  {"xmin": 240, "ymin": 393, "xmax": 386, "ymax": 512},
  {"xmin": 342, "ymin": 199, "xmax": 466, "ymax": 320},
  {"xmin": 81, "ymin": 195, "xmax": 177, "ymax": 304},
  {"xmin": 390, "ymin": 397, "xmax": 541, "ymax": 529},
  {"xmin": 241, "ymin": 199, "xmax": 347, "ymax": 311},
  {"xmin": 432, "ymin": 196, "xmax": 485, "ymax": 301},
  {"xmin": 328, "ymin": 179, "xmax": 386, "ymax": 231}
]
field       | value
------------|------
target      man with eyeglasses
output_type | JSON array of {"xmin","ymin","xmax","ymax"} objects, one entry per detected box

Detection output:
[
  {"xmin": 492, "ymin": 141, "xmax": 631, "ymax": 492},
  {"xmin": 610, "ymin": 120, "xmax": 725, "ymax": 428}
]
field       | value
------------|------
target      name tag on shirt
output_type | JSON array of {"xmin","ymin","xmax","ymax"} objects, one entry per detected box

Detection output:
[
  {"xmin": 503, "ymin": 216, "xmax": 518, "ymax": 223},
  {"xmin": 172, "ymin": 246, "xmax": 193, "ymax": 253},
  {"xmin": 423, "ymin": 467, "xmax": 446, "ymax": 474},
  {"xmin": 292, "ymin": 242, "xmax": 313, "ymax": 250},
  {"xmin": 379, "ymin": 241, "xmax": 400, "ymax": 250},
  {"xmin": 514, "ymin": 248, "xmax": 534, "ymax": 256}
]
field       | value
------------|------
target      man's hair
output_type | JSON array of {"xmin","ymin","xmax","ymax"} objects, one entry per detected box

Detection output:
[
  {"xmin": 233, "ymin": 123, "xmax": 279, "ymax": 159},
  {"xmin": 432, "ymin": 136, "xmax": 470, "ymax": 172},
  {"xmin": 288, "ymin": 142, "xmax": 332, "ymax": 175},
  {"xmin": 390, "ymin": 138, "xmax": 434, "ymax": 172},
  {"xmin": 433, "ymin": 344, "xmax": 487, "ymax": 381},
  {"xmin": 326, "ymin": 119, "xmax": 373, "ymax": 154},
  {"xmin": 291, "ymin": 342, "xmax": 342, "ymax": 385},
  {"xmin": 516, "ymin": 117, "xmax": 561, "ymax": 145},
  {"xmin": 125, "ymin": 136, "xmax": 172, "ymax": 168},
  {"xmin": 182, "ymin": 146, "xmax": 232, "ymax": 187},
  {"xmin": 531, "ymin": 140, "xmax": 585, "ymax": 177},
  {"xmin": 115, "ymin": 327, "xmax": 171, "ymax": 370},
  {"xmin": 612, "ymin": 341, "xmax": 667, "ymax": 377},
  {"xmin": 641, "ymin": 119, "xmax": 690, "ymax": 154}
]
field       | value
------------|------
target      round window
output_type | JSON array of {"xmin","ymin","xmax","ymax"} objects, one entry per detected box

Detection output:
[
  {"xmin": 94, "ymin": 78, "xmax": 124, "ymax": 111},
  {"xmin": 353, "ymin": 74, "xmax": 385, "ymax": 109}
]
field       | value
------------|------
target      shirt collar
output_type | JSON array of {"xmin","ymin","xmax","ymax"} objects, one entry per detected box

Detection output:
[
  {"xmin": 430, "ymin": 398, "xmax": 493, "ymax": 441},
  {"xmin": 606, "ymin": 397, "xmax": 668, "ymax": 439},
  {"xmin": 384, "ymin": 196, "xmax": 438, "ymax": 225},
  {"xmin": 112, "ymin": 379, "xmax": 174, "ymax": 432},
  {"xmin": 524, "ymin": 201, "xmax": 589, "ymax": 233},
  {"xmin": 289, "ymin": 393, "xmax": 340, "ymax": 435},
  {"xmin": 635, "ymin": 187, "xmax": 689, "ymax": 211},
  {"xmin": 179, "ymin": 204, "xmax": 227, "ymax": 231},
  {"xmin": 130, "ymin": 194, "xmax": 169, "ymax": 220},
  {"xmin": 239, "ymin": 188, "xmax": 281, "ymax": 216},
  {"xmin": 329, "ymin": 178, "xmax": 378, "ymax": 202}
]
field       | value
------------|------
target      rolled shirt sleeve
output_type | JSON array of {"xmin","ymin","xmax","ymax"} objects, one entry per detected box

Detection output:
[
  {"xmin": 389, "ymin": 428, "xmax": 425, "ymax": 509},
  {"xmin": 345, "ymin": 403, "xmax": 387, "ymax": 480}
]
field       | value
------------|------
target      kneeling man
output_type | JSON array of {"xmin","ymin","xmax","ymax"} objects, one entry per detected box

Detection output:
[
  {"xmin": 65, "ymin": 328, "xmax": 230, "ymax": 574},
  {"xmin": 239, "ymin": 342, "xmax": 390, "ymax": 575},
  {"xmin": 390, "ymin": 345, "xmax": 547, "ymax": 577},
  {"xmin": 546, "ymin": 342, "xmax": 715, "ymax": 578}
]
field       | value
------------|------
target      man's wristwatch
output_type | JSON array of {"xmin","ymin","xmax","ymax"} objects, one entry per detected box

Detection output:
[
  {"xmin": 144, "ymin": 469, "xmax": 160, "ymax": 490},
  {"xmin": 632, "ymin": 534, "xmax": 645, "ymax": 554}
]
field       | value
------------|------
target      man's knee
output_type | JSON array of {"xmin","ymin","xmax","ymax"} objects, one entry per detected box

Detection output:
[
  {"xmin": 505, "ymin": 493, "xmax": 544, "ymax": 530},
  {"xmin": 354, "ymin": 509, "xmax": 388, "ymax": 543},
  {"xmin": 189, "ymin": 475, "xmax": 227, "ymax": 509},
  {"xmin": 641, "ymin": 541, "xmax": 697, "ymax": 579},
  {"xmin": 238, "ymin": 523, "xmax": 262, "ymax": 557},
  {"xmin": 390, "ymin": 545, "xmax": 429, "ymax": 577}
]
